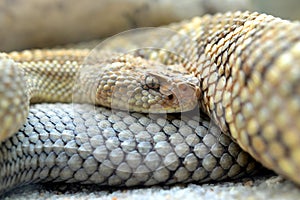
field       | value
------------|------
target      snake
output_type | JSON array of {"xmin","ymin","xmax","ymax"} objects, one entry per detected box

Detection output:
[{"xmin": 1, "ymin": 11, "xmax": 300, "ymax": 195}]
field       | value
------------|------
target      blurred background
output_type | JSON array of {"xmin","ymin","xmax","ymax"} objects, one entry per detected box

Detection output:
[
  {"xmin": 0, "ymin": 0, "xmax": 299, "ymax": 51},
  {"xmin": 253, "ymin": 0, "xmax": 300, "ymax": 20}
]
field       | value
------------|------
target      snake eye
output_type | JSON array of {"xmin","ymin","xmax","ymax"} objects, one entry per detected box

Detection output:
[{"xmin": 145, "ymin": 75, "xmax": 160, "ymax": 89}]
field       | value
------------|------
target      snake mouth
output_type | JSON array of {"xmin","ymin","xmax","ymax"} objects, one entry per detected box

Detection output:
[{"xmin": 115, "ymin": 81, "xmax": 201, "ymax": 114}]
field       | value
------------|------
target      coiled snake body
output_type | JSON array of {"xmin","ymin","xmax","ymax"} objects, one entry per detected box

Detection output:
[{"xmin": 1, "ymin": 11, "xmax": 300, "ymax": 195}]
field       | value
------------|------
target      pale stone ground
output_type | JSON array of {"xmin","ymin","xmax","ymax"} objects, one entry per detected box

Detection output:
[{"xmin": 3, "ymin": 175, "xmax": 300, "ymax": 200}]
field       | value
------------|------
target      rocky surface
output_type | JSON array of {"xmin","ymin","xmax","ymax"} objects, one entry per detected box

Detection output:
[{"xmin": 3, "ymin": 175, "xmax": 300, "ymax": 200}]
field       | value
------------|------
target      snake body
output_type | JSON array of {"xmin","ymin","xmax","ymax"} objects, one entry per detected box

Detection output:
[
  {"xmin": 1, "ymin": 11, "xmax": 300, "ymax": 195},
  {"xmin": 0, "ymin": 103, "xmax": 258, "ymax": 195}
]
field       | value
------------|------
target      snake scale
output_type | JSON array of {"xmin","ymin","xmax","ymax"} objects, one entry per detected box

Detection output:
[{"xmin": 1, "ymin": 11, "xmax": 300, "ymax": 195}]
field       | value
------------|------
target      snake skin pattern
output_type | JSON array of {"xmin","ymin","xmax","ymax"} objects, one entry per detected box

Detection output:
[
  {"xmin": 1, "ymin": 11, "xmax": 300, "ymax": 195},
  {"xmin": 0, "ymin": 103, "xmax": 258, "ymax": 195}
]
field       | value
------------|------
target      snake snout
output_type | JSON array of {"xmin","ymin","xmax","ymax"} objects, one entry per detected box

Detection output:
[{"xmin": 171, "ymin": 82, "xmax": 201, "ymax": 112}]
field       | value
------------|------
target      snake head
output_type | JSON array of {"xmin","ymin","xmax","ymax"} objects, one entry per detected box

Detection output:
[
  {"xmin": 110, "ymin": 61, "xmax": 200, "ymax": 113},
  {"xmin": 81, "ymin": 54, "xmax": 201, "ymax": 113},
  {"xmin": 139, "ymin": 71, "xmax": 201, "ymax": 113}
]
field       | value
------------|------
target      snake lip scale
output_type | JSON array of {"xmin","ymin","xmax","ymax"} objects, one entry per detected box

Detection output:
[{"xmin": 1, "ymin": 11, "xmax": 300, "ymax": 195}]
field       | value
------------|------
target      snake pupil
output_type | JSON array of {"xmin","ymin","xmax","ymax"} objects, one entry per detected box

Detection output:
[{"xmin": 145, "ymin": 75, "xmax": 160, "ymax": 89}]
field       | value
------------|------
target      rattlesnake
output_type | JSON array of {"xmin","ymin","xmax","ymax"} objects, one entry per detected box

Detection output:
[{"xmin": 1, "ymin": 11, "xmax": 300, "ymax": 195}]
